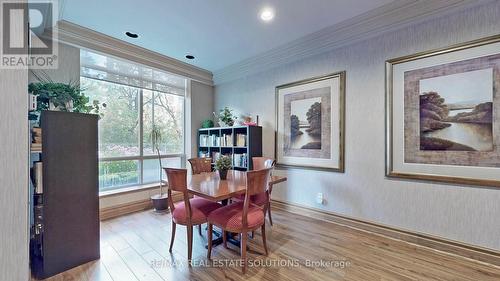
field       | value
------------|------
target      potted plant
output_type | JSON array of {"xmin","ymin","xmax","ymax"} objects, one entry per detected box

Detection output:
[
  {"xmin": 214, "ymin": 155, "xmax": 232, "ymax": 180},
  {"xmin": 217, "ymin": 107, "xmax": 237, "ymax": 127},
  {"xmin": 149, "ymin": 125, "xmax": 169, "ymax": 212},
  {"xmin": 28, "ymin": 81, "xmax": 104, "ymax": 122},
  {"xmin": 201, "ymin": 119, "xmax": 214, "ymax": 128}
]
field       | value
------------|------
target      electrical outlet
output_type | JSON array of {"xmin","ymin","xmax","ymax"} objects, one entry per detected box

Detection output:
[{"xmin": 316, "ymin": 193, "xmax": 324, "ymax": 205}]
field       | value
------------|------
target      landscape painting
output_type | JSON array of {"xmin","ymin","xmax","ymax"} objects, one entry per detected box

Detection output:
[
  {"xmin": 419, "ymin": 68, "xmax": 493, "ymax": 151},
  {"xmin": 290, "ymin": 97, "xmax": 322, "ymax": 150},
  {"xmin": 276, "ymin": 72, "xmax": 345, "ymax": 171},
  {"xmin": 386, "ymin": 35, "xmax": 500, "ymax": 187}
]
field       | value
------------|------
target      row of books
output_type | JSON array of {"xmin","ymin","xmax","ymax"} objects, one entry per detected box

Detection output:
[
  {"xmin": 199, "ymin": 133, "xmax": 247, "ymax": 147},
  {"xmin": 232, "ymin": 153, "xmax": 248, "ymax": 168},
  {"xmin": 197, "ymin": 152, "xmax": 248, "ymax": 168}
]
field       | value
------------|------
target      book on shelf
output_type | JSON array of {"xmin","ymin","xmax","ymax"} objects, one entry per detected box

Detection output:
[
  {"xmin": 233, "ymin": 153, "xmax": 247, "ymax": 168},
  {"xmin": 235, "ymin": 134, "xmax": 247, "ymax": 147},
  {"xmin": 199, "ymin": 134, "xmax": 234, "ymax": 147},
  {"xmin": 221, "ymin": 134, "xmax": 233, "ymax": 146}
]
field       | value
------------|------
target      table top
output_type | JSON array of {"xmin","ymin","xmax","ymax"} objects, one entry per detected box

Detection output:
[{"xmin": 187, "ymin": 170, "xmax": 287, "ymax": 201}]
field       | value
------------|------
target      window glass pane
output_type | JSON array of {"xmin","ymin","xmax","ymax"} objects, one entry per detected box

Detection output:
[
  {"xmin": 143, "ymin": 157, "xmax": 182, "ymax": 184},
  {"xmin": 82, "ymin": 77, "xmax": 140, "ymax": 157},
  {"xmin": 143, "ymin": 89, "xmax": 184, "ymax": 155},
  {"xmin": 99, "ymin": 160, "xmax": 140, "ymax": 191}
]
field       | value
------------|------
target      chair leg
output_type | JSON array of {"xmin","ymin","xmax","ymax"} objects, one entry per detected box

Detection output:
[
  {"xmin": 268, "ymin": 203, "xmax": 273, "ymax": 226},
  {"xmin": 169, "ymin": 222, "xmax": 176, "ymax": 253},
  {"xmin": 222, "ymin": 230, "xmax": 227, "ymax": 248},
  {"xmin": 187, "ymin": 225, "xmax": 193, "ymax": 265},
  {"xmin": 241, "ymin": 232, "xmax": 247, "ymax": 274},
  {"xmin": 207, "ymin": 224, "xmax": 213, "ymax": 259},
  {"xmin": 261, "ymin": 224, "xmax": 268, "ymax": 256},
  {"xmin": 198, "ymin": 224, "xmax": 202, "ymax": 236}
]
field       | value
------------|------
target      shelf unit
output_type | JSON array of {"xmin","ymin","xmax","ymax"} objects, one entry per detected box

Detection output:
[
  {"xmin": 30, "ymin": 111, "xmax": 100, "ymax": 279},
  {"xmin": 197, "ymin": 125, "xmax": 262, "ymax": 171}
]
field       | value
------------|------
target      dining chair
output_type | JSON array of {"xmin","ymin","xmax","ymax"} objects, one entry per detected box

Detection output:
[
  {"xmin": 187, "ymin": 157, "xmax": 214, "ymax": 235},
  {"xmin": 188, "ymin": 157, "xmax": 212, "ymax": 175},
  {"xmin": 234, "ymin": 157, "xmax": 276, "ymax": 226},
  {"xmin": 252, "ymin": 157, "xmax": 276, "ymax": 171},
  {"xmin": 164, "ymin": 168, "xmax": 222, "ymax": 263},
  {"xmin": 207, "ymin": 167, "xmax": 272, "ymax": 274}
]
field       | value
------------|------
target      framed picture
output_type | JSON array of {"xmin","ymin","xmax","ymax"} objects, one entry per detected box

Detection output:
[
  {"xmin": 386, "ymin": 35, "xmax": 500, "ymax": 187},
  {"xmin": 275, "ymin": 72, "xmax": 345, "ymax": 171}
]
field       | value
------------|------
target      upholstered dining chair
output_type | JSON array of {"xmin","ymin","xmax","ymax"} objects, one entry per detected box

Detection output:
[
  {"xmin": 234, "ymin": 157, "xmax": 276, "ymax": 225},
  {"xmin": 187, "ymin": 157, "xmax": 214, "ymax": 235},
  {"xmin": 188, "ymin": 157, "xmax": 212, "ymax": 175},
  {"xmin": 252, "ymin": 157, "xmax": 276, "ymax": 171},
  {"xmin": 207, "ymin": 167, "xmax": 272, "ymax": 274},
  {"xmin": 164, "ymin": 168, "xmax": 222, "ymax": 263}
]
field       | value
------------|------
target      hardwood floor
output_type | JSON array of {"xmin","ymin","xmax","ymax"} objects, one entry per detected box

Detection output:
[{"xmin": 34, "ymin": 207, "xmax": 500, "ymax": 281}]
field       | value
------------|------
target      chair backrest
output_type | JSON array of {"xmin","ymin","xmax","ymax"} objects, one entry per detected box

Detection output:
[
  {"xmin": 188, "ymin": 157, "xmax": 212, "ymax": 174},
  {"xmin": 242, "ymin": 168, "xmax": 272, "ymax": 229},
  {"xmin": 164, "ymin": 168, "xmax": 191, "ymax": 221},
  {"xmin": 252, "ymin": 157, "xmax": 276, "ymax": 170}
]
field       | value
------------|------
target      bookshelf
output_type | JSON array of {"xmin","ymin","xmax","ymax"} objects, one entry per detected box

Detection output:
[{"xmin": 197, "ymin": 125, "xmax": 262, "ymax": 171}]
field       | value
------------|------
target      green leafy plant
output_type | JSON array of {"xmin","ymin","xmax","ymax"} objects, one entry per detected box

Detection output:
[
  {"xmin": 201, "ymin": 119, "xmax": 214, "ymax": 128},
  {"xmin": 218, "ymin": 107, "xmax": 236, "ymax": 126},
  {"xmin": 28, "ymin": 81, "xmax": 105, "ymax": 121},
  {"xmin": 214, "ymin": 155, "xmax": 232, "ymax": 171},
  {"xmin": 150, "ymin": 125, "xmax": 165, "ymax": 195}
]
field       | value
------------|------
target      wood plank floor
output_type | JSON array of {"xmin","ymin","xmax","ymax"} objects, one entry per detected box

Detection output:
[{"xmin": 33, "ymin": 207, "xmax": 500, "ymax": 281}]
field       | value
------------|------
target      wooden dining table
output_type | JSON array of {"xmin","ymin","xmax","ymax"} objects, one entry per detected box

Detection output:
[
  {"xmin": 187, "ymin": 169, "xmax": 287, "ymax": 202},
  {"xmin": 176, "ymin": 169, "xmax": 287, "ymax": 248}
]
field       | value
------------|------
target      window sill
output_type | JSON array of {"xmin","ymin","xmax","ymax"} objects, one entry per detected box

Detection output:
[{"xmin": 99, "ymin": 183, "xmax": 162, "ymax": 198}]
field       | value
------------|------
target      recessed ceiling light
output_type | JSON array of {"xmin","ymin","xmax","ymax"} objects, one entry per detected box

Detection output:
[
  {"xmin": 260, "ymin": 7, "xmax": 275, "ymax": 22},
  {"xmin": 185, "ymin": 55, "xmax": 195, "ymax": 60},
  {"xmin": 125, "ymin": 31, "xmax": 139, "ymax": 38}
]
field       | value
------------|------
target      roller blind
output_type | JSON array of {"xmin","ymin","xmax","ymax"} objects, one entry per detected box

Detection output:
[{"xmin": 80, "ymin": 49, "xmax": 186, "ymax": 96}]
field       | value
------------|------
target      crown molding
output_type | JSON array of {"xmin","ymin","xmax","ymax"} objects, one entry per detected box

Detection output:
[
  {"xmin": 56, "ymin": 20, "xmax": 213, "ymax": 85},
  {"xmin": 213, "ymin": 0, "xmax": 489, "ymax": 85}
]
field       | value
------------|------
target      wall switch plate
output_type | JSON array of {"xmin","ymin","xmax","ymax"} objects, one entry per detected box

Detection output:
[{"xmin": 316, "ymin": 193, "xmax": 324, "ymax": 204}]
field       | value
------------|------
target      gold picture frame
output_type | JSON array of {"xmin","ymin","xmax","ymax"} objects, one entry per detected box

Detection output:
[
  {"xmin": 386, "ymin": 34, "xmax": 500, "ymax": 188},
  {"xmin": 275, "ymin": 71, "xmax": 345, "ymax": 171}
]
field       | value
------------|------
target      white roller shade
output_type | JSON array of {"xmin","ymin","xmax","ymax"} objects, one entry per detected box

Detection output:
[{"xmin": 80, "ymin": 49, "xmax": 186, "ymax": 96}]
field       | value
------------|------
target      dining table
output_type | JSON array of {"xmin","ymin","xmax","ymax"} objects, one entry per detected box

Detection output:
[{"xmin": 180, "ymin": 169, "xmax": 287, "ymax": 248}]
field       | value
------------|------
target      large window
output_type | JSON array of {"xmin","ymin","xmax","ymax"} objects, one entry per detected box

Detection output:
[{"xmin": 80, "ymin": 50, "xmax": 186, "ymax": 192}]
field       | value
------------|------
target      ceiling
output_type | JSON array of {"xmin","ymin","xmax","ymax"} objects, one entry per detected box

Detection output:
[{"xmin": 60, "ymin": 0, "xmax": 394, "ymax": 72}]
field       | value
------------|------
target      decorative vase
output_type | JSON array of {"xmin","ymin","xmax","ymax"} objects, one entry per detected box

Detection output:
[{"xmin": 219, "ymin": 169, "xmax": 228, "ymax": 180}]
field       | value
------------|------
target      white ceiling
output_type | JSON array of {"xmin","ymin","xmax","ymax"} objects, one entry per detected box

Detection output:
[{"xmin": 60, "ymin": 0, "xmax": 394, "ymax": 72}]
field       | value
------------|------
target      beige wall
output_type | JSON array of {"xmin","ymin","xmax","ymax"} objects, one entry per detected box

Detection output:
[
  {"xmin": 0, "ymin": 1, "xmax": 29, "ymax": 278},
  {"xmin": 189, "ymin": 80, "xmax": 215, "ymax": 157},
  {"xmin": 215, "ymin": 2, "xmax": 500, "ymax": 250}
]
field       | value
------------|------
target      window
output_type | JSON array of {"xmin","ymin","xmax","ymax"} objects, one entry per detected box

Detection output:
[{"xmin": 80, "ymin": 50, "xmax": 186, "ymax": 192}]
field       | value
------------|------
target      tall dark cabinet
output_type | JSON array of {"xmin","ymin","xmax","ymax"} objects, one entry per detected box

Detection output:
[{"xmin": 31, "ymin": 111, "xmax": 100, "ymax": 279}]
